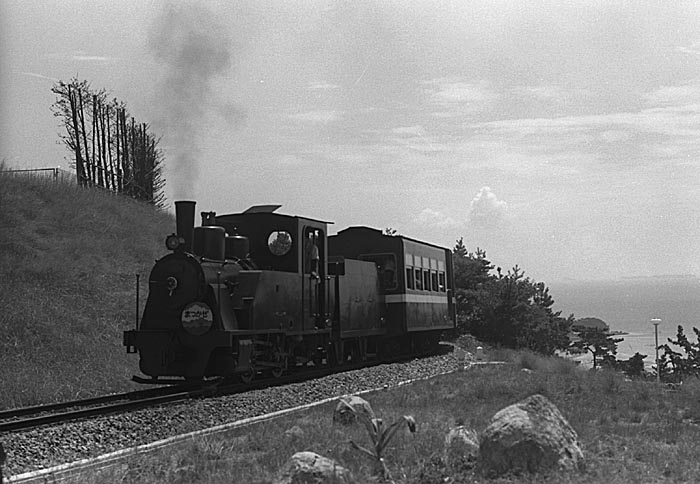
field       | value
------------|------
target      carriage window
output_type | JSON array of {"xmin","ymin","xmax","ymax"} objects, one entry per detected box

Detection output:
[
  {"xmin": 360, "ymin": 253, "xmax": 397, "ymax": 290},
  {"xmin": 438, "ymin": 272, "xmax": 446, "ymax": 292},
  {"xmin": 423, "ymin": 270, "xmax": 430, "ymax": 292},
  {"xmin": 431, "ymin": 271, "xmax": 438, "ymax": 291},
  {"xmin": 414, "ymin": 268, "xmax": 422, "ymax": 290},
  {"xmin": 406, "ymin": 266, "xmax": 414, "ymax": 289},
  {"xmin": 268, "ymin": 231, "xmax": 292, "ymax": 256}
]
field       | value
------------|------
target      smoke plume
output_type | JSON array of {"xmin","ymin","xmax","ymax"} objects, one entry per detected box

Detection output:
[{"xmin": 149, "ymin": 3, "xmax": 245, "ymax": 200}]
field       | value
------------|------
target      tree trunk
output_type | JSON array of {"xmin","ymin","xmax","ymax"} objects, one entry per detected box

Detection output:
[
  {"xmin": 99, "ymin": 99, "xmax": 109, "ymax": 190},
  {"xmin": 77, "ymin": 88, "xmax": 92, "ymax": 185},
  {"xmin": 131, "ymin": 117, "xmax": 138, "ymax": 198},
  {"xmin": 106, "ymin": 105, "xmax": 116, "ymax": 191},
  {"xmin": 68, "ymin": 86, "xmax": 86, "ymax": 186},
  {"xmin": 115, "ymin": 107, "xmax": 123, "ymax": 193},
  {"xmin": 121, "ymin": 109, "xmax": 130, "ymax": 195},
  {"xmin": 92, "ymin": 94, "xmax": 100, "ymax": 186}
]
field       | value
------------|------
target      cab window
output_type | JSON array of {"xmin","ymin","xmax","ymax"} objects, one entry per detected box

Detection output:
[
  {"xmin": 268, "ymin": 231, "xmax": 292, "ymax": 256},
  {"xmin": 438, "ymin": 272, "xmax": 446, "ymax": 292}
]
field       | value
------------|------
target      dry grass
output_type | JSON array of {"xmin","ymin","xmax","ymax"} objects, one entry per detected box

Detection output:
[
  {"xmin": 84, "ymin": 355, "xmax": 700, "ymax": 483},
  {"xmin": 0, "ymin": 170, "xmax": 173, "ymax": 408}
]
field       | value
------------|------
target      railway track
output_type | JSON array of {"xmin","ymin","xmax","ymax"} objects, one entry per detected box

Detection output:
[
  {"xmin": 4, "ymin": 348, "xmax": 459, "ymax": 483},
  {"xmin": 0, "ymin": 347, "xmax": 450, "ymax": 434},
  {"xmin": 0, "ymin": 384, "xmax": 209, "ymax": 433},
  {"xmin": 0, "ymin": 367, "xmax": 356, "ymax": 433}
]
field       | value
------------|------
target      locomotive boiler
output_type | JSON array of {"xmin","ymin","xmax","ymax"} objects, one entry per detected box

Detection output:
[{"xmin": 124, "ymin": 201, "xmax": 456, "ymax": 383}]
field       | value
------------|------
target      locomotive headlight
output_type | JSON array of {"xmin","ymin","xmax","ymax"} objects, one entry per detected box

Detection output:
[
  {"xmin": 181, "ymin": 302, "xmax": 214, "ymax": 336},
  {"xmin": 165, "ymin": 234, "xmax": 182, "ymax": 251}
]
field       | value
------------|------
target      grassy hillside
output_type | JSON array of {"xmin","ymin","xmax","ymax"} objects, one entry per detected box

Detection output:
[{"xmin": 0, "ymin": 171, "xmax": 174, "ymax": 408}]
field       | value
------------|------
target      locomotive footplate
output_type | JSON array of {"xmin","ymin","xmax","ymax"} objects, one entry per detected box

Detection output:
[
  {"xmin": 131, "ymin": 376, "xmax": 199, "ymax": 384},
  {"xmin": 125, "ymin": 329, "xmax": 238, "ymax": 379}
]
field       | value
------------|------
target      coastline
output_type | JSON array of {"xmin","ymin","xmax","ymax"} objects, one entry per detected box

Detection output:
[{"xmin": 564, "ymin": 330, "xmax": 664, "ymax": 371}]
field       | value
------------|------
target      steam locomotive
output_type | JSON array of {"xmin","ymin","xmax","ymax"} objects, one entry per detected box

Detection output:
[{"xmin": 123, "ymin": 201, "xmax": 456, "ymax": 382}]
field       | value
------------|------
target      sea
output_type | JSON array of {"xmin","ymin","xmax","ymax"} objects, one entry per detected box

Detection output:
[{"xmin": 549, "ymin": 275, "xmax": 700, "ymax": 368}]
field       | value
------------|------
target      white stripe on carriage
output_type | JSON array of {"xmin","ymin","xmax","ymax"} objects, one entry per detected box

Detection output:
[{"xmin": 385, "ymin": 294, "xmax": 448, "ymax": 304}]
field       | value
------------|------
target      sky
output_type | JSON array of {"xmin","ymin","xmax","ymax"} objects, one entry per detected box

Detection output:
[{"xmin": 2, "ymin": 0, "xmax": 700, "ymax": 283}]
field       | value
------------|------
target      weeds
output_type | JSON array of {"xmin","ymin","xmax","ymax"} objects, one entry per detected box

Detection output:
[{"xmin": 340, "ymin": 399, "xmax": 417, "ymax": 482}]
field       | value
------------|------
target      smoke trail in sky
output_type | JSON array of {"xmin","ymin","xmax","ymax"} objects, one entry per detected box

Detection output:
[{"xmin": 149, "ymin": 3, "xmax": 245, "ymax": 200}]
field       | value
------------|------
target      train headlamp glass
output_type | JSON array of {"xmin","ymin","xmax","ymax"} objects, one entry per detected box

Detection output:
[
  {"xmin": 165, "ymin": 234, "xmax": 181, "ymax": 251},
  {"xmin": 181, "ymin": 302, "xmax": 213, "ymax": 336}
]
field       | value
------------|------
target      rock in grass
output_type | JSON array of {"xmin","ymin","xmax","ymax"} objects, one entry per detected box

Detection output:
[
  {"xmin": 478, "ymin": 394, "xmax": 583, "ymax": 477},
  {"xmin": 333, "ymin": 395, "xmax": 375, "ymax": 425},
  {"xmin": 444, "ymin": 426, "xmax": 479, "ymax": 470},
  {"xmin": 275, "ymin": 451, "xmax": 352, "ymax": 484}
]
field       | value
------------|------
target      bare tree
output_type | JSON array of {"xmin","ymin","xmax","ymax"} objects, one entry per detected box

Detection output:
[{"xmin": 52, "ymin": 78, "xmax": 166, "ymax": 206}]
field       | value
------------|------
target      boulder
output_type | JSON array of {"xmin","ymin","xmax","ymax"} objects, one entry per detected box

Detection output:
[
  {"xmin": 333, "ymin": 395, "xmax": 375, "ymax": 425},
  {"xmin": 478, "ymin": 394, "xmax": 583, "ymax": 477},
  {"xmin": 275, "ymin": 451, "xmax": 352, "ymax": 484},
  {"xmin": 444, "ymin": 426, "xmax": 479, "ymax": 469}
]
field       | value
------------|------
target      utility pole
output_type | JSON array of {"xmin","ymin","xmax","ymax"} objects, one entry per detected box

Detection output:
[{"xmin": 652, "ymin": 318, "xmax": 661, "ymax": 383}]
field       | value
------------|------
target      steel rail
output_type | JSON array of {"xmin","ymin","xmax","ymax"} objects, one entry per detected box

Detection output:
[
  {"xmin": 0, "ymin": 385, "xmax": 193, "ymax": 421},
  {"xmin": 0, "ymin": 389, "xmax": 205, "ymax": 433}
]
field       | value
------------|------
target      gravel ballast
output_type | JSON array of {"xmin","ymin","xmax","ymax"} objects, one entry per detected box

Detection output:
[{"xmin": 3, "ymin": 351, "xmax": 463, "ymax": 477}]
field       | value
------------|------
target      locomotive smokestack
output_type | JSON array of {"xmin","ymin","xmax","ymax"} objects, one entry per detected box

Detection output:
[{"xmin": 175, "ymin": 200, "xmax": 196, "ymax": 253}]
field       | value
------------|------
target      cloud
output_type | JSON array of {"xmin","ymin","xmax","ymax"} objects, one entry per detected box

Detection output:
[
  {"xmin": 644, "ymin": 83, "xmax": 700, "ymax": 106},
  {"xmin": 391, "ymin": 125, "xmax": 426, "ymax": 137},
  {"xmin": 71, "ymin": 54, "xmax": 114, "ymax": 63},
  {"xmin": 308, "ymin": 82, "xmax": 340, "ymax": 90},
  {"xmin": 676, "ymin": 40, "xmax": 700, "ymax": 57},
  {"xmin": 422, "ymin": 78, "xmax": 498, "ymax": 114},
  {"xmin": 19, "ymin": 72, "xmax": 59, "ymax": 82},
  {"xmin": 384, "ymin": 125, "xmax": 450, "ymax": 154},
  {"xmin": 416, "ymin": 208, "xmax": 461, "ymax": 229},
  {"xmin": 468, "ymin": 187, "xmax": 508, "ymax": 226},
  {"xmin": 469, "ymin": 102, "xmax": 700, "ymax": 144},
  {"xmin": 47, "ymin": 51, "xmax": 117, "ymax": 64},
  {"xmin": 287, "ymin": 110, "xmax": 340, "ymax": 123},
  {"xmin": 518, "ymin": 84, "xmax": 566, "ymax": 101}
]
